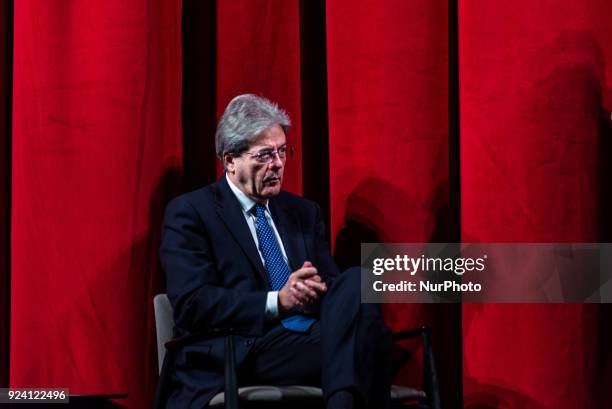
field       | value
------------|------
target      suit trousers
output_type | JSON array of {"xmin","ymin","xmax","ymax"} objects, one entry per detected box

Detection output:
[{"xmin": 242, "ymin": 267, "xmax": 392, "ymax": 408}]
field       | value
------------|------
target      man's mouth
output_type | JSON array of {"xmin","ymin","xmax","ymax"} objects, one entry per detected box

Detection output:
[{"xmin": 264, "ymin": 176, "xmax": 281, "ymax": 185}]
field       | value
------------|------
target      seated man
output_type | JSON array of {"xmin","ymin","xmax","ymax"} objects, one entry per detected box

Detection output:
[{"xmin": 160, "ymin": 94, "xmax": 392, "ymax": 408}]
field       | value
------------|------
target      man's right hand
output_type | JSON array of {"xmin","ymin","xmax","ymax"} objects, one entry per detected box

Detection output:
[{"xmin": 278, "ymin": 261, "xmax": 327, "ymax": 315}]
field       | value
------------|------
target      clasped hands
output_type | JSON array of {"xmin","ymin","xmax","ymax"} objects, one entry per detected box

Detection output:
[{"xmin": 278, "ymin": 261, "xmax": 327, "ymax": 315}]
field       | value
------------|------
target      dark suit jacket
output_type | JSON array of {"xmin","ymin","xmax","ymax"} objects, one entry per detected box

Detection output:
[{"xmin": 159, "ymin": 175, "xmax": 339, "ymax": 406}]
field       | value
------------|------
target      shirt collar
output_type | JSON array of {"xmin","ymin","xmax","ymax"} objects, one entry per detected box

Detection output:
[{"xmin": 225, "ymin": 173, "xmax": 268, "ymax": 214}]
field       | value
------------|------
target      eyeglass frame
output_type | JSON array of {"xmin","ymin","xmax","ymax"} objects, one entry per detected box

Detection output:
[{"xmin": 236, "ymin": 145, "xmax": 295, "ymax": 164}]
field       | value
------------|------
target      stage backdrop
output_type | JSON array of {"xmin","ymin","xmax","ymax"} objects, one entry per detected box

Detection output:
[
  {"xmin": 10, "ymin": 1, "xmax": 182, "ymax": 408},
  {"xmin": 325, "ymin": 0, "xmax": 461, "ymax": 404},
  {"xmin": 460, "ymin": 0, "xmax": 612, "ymax": 408},
  {"xmin": 216, "ymin": 0, "xmax": 303, "ymax": 194},
  {"xmin": 4, "ymin": 1, "xmax": 612, "ymax": 408}
]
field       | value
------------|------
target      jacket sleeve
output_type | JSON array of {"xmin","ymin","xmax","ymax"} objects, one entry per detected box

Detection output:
[{"xmin": 160, "ymin": 196, "xmax": 267, "ymax": 337}]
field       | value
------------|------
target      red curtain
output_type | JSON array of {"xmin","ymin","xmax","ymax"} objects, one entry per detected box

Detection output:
[
  {"xmin": 4, "ymin": 1, "xmax": 612, "ymax": 408},
  {"xmin": 326, "ymin": 0, "xmax": 459, "ymax": 399},
  {"xmin": 461, "ymin": 0, "xmax": 612, "ymax": 407},
  {"xmin": 216, "ymin": 0, "xmax": 303, "ymax": 194},
  {"xmin": 10, "ymin": 1, "xmax": 182, "ymax": 408}
]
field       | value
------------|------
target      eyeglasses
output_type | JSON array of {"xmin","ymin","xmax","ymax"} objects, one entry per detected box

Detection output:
[{"xmin": 244, "ymin": 145, "xmax": 294, "ymax": 164}]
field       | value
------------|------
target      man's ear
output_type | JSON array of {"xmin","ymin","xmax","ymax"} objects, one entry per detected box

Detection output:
[{"xmin": 224, "ymin": 152, "xmax": 236, "ymax": 173}]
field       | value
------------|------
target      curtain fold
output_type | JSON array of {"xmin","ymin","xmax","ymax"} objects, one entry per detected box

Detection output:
[
  {"xmin": 216, "ymin": 0, "xmax": 303, "ymax": 194},
  {"xmin": 325, "ymin": 0, "xmax": 460, "ymax": 405},
  {"xmin": 460, "ymin": 1, "xmax": 612, "ymax": 407},
  {"xmin": 10, "ymin": 1, "xmax": 182, "ymax": 407}
]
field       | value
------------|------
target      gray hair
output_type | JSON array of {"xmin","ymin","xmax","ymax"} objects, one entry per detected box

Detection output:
[{"xmin": 215, "ymin": 94, "xmax": 291, "ymax": 161}]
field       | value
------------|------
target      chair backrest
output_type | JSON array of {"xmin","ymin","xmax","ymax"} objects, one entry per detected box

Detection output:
[{"xmin": 153, "ymin": 293, "xmax": 174, "ymax": 374}]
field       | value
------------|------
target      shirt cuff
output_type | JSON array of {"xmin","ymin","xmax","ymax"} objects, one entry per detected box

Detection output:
[{"xmin": 265, "ymin": 291, "xmax": 280, "ymax": 319}]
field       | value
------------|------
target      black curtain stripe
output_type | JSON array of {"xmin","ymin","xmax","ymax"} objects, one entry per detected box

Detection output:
[
  {"xmin": 0, "ymin": 0, "xmax": 13, "ymax": 388},
  {"xmin": 181, "ymin": 0, "xmax": 218, "ymax": 192}
]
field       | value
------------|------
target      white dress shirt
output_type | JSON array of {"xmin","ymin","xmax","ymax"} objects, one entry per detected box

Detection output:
[{"xmin": 226, "ymin": 173, "xmax": 288, "ymax": 319}]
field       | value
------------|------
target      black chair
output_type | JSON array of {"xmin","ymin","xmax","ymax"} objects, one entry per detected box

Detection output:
[{"xmin": 153, "ymin": 294, "xmax": 441, "ymax": 409}]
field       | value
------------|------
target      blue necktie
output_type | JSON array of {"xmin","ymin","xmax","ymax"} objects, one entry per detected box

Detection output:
[{"xmin": 253, "ymin": 203, "xmax": 315, "ymax": 332}]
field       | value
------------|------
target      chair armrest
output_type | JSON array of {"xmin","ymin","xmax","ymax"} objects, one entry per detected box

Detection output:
[
  {"xmin": 159, "ymin": 328, "xmax": 240, "ymax": 409},
  {"xmin": 224, "ymin": 335, "xmax": 238, "ymax": 409},
  {"xmin": 391, "ymin": 326, "xmax": 441, "ymax": 409},
  {"xmin": 164, "ymin": 327, "xmax": 237, "ymax": 350},
  {"xmin": 392, "ymin": 326, "xmax": 432, "ymax": 341}
]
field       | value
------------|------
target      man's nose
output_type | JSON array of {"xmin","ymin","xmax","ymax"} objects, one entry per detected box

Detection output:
[{"xmin": 270, "ymin": 152, "xmax": 283, "ymax": 168}]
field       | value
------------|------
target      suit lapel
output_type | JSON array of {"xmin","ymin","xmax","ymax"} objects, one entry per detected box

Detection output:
[
  {"xmin": 215, "ymin": 176, "xmax": 269, "ymax": 287},
  {"xmin": 269, "ymin": 197, "xmax": 307, "ymax": 272}
]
